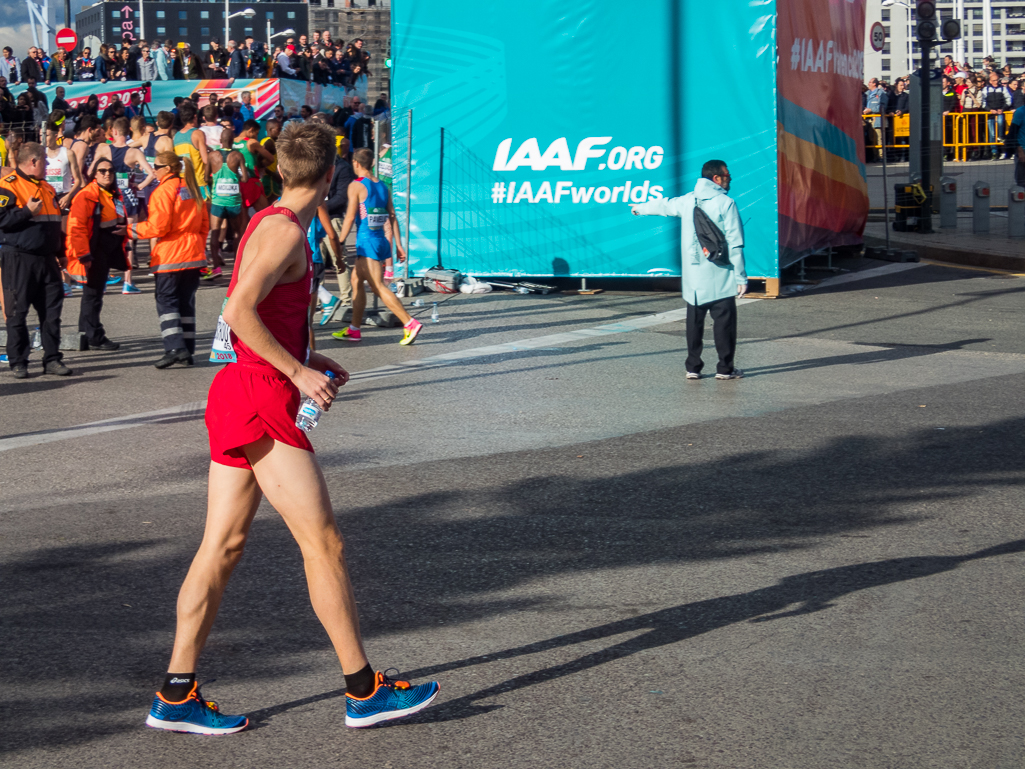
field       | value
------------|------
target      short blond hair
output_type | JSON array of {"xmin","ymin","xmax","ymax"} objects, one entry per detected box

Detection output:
[{"xmin": 275, "ymin": 121, "xmax": 336, "ymax": 188}]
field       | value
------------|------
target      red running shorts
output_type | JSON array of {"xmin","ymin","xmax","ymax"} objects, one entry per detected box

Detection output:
[{"xmin": 206, "ymin": 364, "xmax": 313, "ymax": 470}]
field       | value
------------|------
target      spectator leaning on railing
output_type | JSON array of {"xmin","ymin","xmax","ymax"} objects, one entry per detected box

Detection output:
[
  {"xmin": 21, "ymin": 47, "xmax": 42, "ymax": 84},
  {"xmin": 153, "ymin": 40, "xmax": 173, "ymax": 81},
  {"xmin": 207, "ymin": 40, "xmax": 227, "ymax": 78},
  {"xmin": 2, "ymin": 47, "xmax": 19, "ymax": 84},
  {"xmin": 45, "ymin": 49, "xmax": 73, "ymax": 85},
  {"xmin": 138, "ymin": 44, "xmax": 158, "ymax": 81},
  {"xmin": 981, "ymin": 71, "xmax": 1012, "ymax": 159}
]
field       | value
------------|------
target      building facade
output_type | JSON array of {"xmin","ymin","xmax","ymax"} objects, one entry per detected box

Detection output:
[
  {"xmin": 75, "ymin": 0, "xmax": 309, "ymax": 56},
  {"xmin": 309, "ymin": 0, "xmax": 390, "ymax": 95},
  {"xmin": 865, "ymin": 0, "xmax": 1025, "ymax": 79}
]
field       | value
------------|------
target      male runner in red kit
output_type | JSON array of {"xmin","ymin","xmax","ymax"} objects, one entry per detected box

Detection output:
[{"xmin": 145, "ymin": 121, "xmax": 439, "ymax": 734}]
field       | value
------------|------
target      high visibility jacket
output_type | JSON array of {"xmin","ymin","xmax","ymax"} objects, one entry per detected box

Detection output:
[
  {"xmin": 135, "ymin": 175, "xmax": 209, "ymax": 272},
  {"xmin": 0, "ymin": 169, "xmax": 63, "ymax": 256},
  {"xmin": 65, "ymin": 180, "xmax": 128, "ymax": 279}
]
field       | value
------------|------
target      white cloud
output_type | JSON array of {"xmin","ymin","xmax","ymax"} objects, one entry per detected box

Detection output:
[{"xmin": 0, "ymin": 23, "xmax": 47, "ymax": 59}]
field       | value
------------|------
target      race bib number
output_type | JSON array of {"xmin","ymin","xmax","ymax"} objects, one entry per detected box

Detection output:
[
  {"xmin": 366, "ymin": 207, "xmax": 388, "ymax": 230},
  {"xmin": 46, "ymin": 172, "xmax": 62, "ymax": 187},
  {"xmin": 215, "ymin": 179, "xmax": 239, "ymax": 197},
  {"xmin": 116, "ymin": 172, "xmax": 130, "ymax": 190},
  {"xmin": 209, "ymin": 298, "xmax": 236, "ymax": 363}
]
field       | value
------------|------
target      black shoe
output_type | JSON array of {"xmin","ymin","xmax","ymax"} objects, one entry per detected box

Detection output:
[
  {"xmin": 11, "ymin": 364, "xmax": 28, "ymax": 379},
  {"xmin": 43, "ymin": 361, "xmax": 73, "ymax": 376},
  {"xmin": 88, "ymin": 338, "xmax": 121, "ymax": 351},
  {"xmin": 154, "ymin": 348, "xmax": 191, "ymax": 369}
]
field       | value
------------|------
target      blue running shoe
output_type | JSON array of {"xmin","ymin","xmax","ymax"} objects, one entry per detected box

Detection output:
[
  {"xmin": 145, "ymin": 682, "xmax": 249, "ymax": 735},
  {"xmin": 345, "ymin": 670, "xmax": 439, "ymax": 728},
  {"xmin": 106, "ymin": 275, "xmax": 123, "ymax": 286},
  {"xmin": 319, "ymin": 294, "xmax": 341, "ymax": 327},
  {"xmin": 122, "ymin": 283, "xmax": 142, "ymax": 294}
]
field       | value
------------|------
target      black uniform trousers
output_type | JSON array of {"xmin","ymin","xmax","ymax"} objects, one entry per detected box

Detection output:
[
  {"xmin": 1, "ymin": 249, "xmax": 64, "ymax": 367},
  {"xmin": 685, "ymin": 296, "xmax": 737, "ymax": 376},
  {"xmin": 155, "ymin": 269, "xmax": 201, "ymax": 354},
  {"xmin": 78, "ymin": 251, "xmax": 113, "ymax": 346}
]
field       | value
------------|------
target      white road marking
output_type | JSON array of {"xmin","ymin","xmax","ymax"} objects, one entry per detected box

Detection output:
[
  {"xmin": 0, "ymin": 263, "xmax": 921, "ymax": 453},
  {"xmin": 811, "ymin": 261, "xmax": 925, "ymax": 290}
]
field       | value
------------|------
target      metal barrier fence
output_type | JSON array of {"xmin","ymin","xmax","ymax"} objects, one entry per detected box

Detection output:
[
  {"xmin": 863, "ymin": 111, "xmax": 1018, "ymax": 161},
  {"xmin": 1, "ymin": 121, "xmax": 42, "ymax": 144}
]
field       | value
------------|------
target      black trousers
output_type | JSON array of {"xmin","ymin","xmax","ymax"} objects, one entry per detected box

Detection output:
[
  {"xmin": 78, "ymin": 250, "xmax": 113, "ymax": 346},
  {"xmin": 155, "ymin": 269, "xmax": 200, "ymax": 354},
  {"xmin": 1, "ymin": 250, "xmax": 64, "ymax": 367},
  {"xmin": 685, "ymin": 296, "xmax": 737, "ymax": 376}
]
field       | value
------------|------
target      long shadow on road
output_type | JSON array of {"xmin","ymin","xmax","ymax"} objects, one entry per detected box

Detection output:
[{"xmin": 2, "ymin": 413, "xmax": 1023, "ymax": 752}]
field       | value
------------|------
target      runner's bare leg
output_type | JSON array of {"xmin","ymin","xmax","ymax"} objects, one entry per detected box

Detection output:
[
  {"xmin": 359, "ymin": 257, "xmax": 412, "ymax": 325},
  {"xmin": 350, "ymin": 259, "xmax": 368, "ymax": 327},
  {"xmin": 168, "ymin": 462, "xmax": 263, "ymax": 672},
  {"xmin": 244, "ymin": 436, "xmax": 369, "ymax": 673}
]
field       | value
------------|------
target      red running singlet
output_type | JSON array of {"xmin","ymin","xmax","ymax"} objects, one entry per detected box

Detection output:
[
  {"xmin": 227, "ymin": 205, "xmax": 314, "ymax": 372},
  {"xmin": 205, "ymin": 205, "xmax": 315, "ymax": 469}
]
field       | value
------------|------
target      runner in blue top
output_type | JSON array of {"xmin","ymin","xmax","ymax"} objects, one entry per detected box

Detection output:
[{"xmin": 331, "ymin": 148, "xmax": 420, "ymax": 346}]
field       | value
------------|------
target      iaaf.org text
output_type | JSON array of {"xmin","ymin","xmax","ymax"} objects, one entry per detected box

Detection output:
[
  {"xmin": 490, "ymin": 180, "xmax": 664, "ymax": 204},
  {"xmin": 493, "ymin": 137, "xmax": 664, "ymax": 172}
]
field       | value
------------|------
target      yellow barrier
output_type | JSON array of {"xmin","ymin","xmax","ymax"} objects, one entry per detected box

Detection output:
[{"xmin": 862, "ymin": 111, "xmax": 1017, "ymax": 161}]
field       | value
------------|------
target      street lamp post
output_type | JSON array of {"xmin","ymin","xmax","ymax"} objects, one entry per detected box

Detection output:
[
  {"xmin": 225, "ymin": 4, "xmax": 255, "ymax": 48},
  {"xmin": 267, "ymin": 23, "xmax": 294, "ymax": 56}
]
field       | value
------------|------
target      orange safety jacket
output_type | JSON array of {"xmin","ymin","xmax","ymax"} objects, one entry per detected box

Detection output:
[
  {"xmin": 0, "ymin": 169, "xmax": 63, "ymax": 256},
  {"xmin": 134, "ymin": 174, "xmax": 210, "ymax": 272},
  {"xmin": 65, "ymin": 180, "xmax": 128, "ymax": 279}
]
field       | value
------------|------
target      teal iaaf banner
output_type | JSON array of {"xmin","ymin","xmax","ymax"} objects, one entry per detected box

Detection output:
[{"xmin": 391, "ymin": 1, "xmax": 778, "ymax": 278}]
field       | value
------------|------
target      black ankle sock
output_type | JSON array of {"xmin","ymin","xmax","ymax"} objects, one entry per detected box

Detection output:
[
  {"xmin": 160, "ymin": 673, "xmax": 196, "ymax": 702},
  {"xmin": 344, "ymin": 664, "xmax": 375, "ymax": 698}
]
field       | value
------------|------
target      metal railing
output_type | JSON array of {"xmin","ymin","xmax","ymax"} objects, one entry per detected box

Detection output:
[{"xmin": 863, "ymin": 111, "xmax": 1019, "ymax": 161}]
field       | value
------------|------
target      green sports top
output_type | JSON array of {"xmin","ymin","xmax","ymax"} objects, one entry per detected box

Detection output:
[
  {"xmin": 232, "ymin": 138, "xmax": 258, "ymax": 173},
  {"xmin": 211, "ymin": 164, "xmax": 241, "ymax": 208}
]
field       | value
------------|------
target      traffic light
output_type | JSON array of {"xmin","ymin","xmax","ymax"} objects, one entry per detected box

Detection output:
[
  {"xmin": 941, "ymin": 17, "xmax": 961, "ymax": 40},
  {"xmin": 916, "ymin": 0, "xmax": 937, "ymax": 40}
]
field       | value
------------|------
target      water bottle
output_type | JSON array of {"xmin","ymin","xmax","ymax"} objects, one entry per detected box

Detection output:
[
  {"xmin": 295, "ymin": 371, "xmax": 336, "ymax": 433},
  {"xmin": 32, "ymin": 327, "xmax": 42, "ymax": 349},
  {"xmin": 514, "ymin": 286, "xmax": 530, "ymax": 294},
  {"xmin": 430, "ymin": 302, "xmax": 440, "ymax": 323},
  {"xmin": 412, "ymin": 298, "xmax": 424, "ymax": 307},
  {"xmin": 393, "ymin": 280, "xmax": 404, "ymax": 296}
]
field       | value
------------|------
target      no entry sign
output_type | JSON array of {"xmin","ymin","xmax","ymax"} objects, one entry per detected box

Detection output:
[{"xmin": 55, "ymin": 28, "xmax": 78, "ymax": 53}]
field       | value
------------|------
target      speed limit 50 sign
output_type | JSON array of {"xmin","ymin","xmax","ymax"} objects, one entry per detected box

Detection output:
[{"xmin": 870, "ymin": 21, "xmax": 886, "ymax": 52}]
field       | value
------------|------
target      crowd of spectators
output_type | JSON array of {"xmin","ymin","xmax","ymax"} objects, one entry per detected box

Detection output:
[
  {"xmin": 0, "ymin": 31, "xmax": 375, "ymax": 90},
  {"xmin": 863, "ymin": 55, "xmax": 1025, "ymax": 162},
  {"xmin": 0, "ymin": 32, "xmax": 383, "ymax": 134}
]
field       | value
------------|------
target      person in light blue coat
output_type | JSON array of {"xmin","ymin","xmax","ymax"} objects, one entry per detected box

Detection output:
[
  {"xmin": 152, "ymin": 40, "xmax": 172, "ymax": 81},
  {"xmin": 631, "ymin": 159, "xmax": 747, "ymax": 380}
]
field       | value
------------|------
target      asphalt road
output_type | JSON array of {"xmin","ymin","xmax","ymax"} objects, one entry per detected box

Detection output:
[{"xmin": 1, "ymin": 259, "xmax": 1023, "ymax": 768}]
